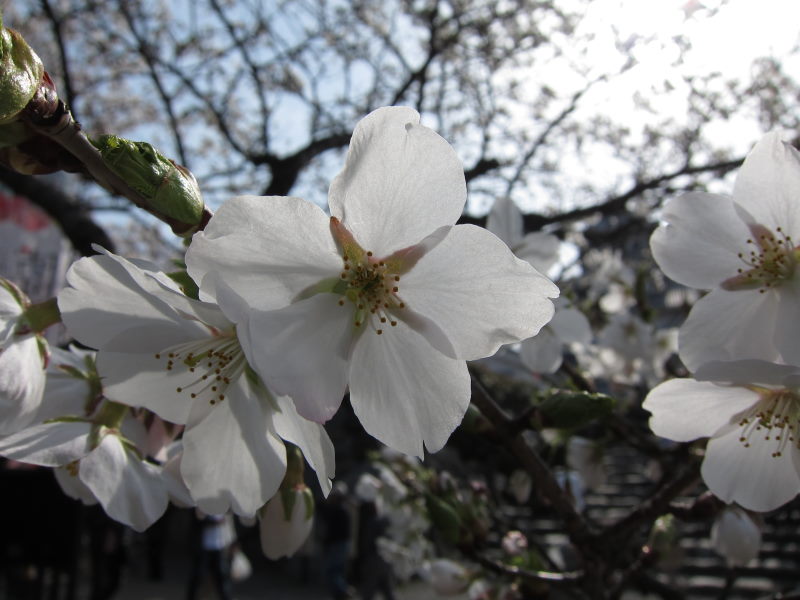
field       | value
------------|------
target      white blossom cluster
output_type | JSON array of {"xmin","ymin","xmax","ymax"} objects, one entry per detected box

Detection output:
[
  {"xmin": 646, "ymin": 131, "xmax": 800, "ymax": 516},
  {"xmin": 0, "ymin": 107, "xmax": 558, "ymax": 556}
]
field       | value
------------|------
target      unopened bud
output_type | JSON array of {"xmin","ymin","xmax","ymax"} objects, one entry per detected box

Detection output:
[
  {"xmin": 91, "ymin": 134, "xmax": 204, "ymax": 229},
  {"xmin": 258, "ymin": 485, "xmax": 314, "ymax": 559},
  {"xmin": 425, "ymin": 493, "xmax": 462, "ymax": 546},
  {"xmin": 0, "ymin": 24, "xmax": 44, "ymax": 124},
  {"xmin": 711, "ymin": 505, "xmax": 762, "ymax": 567},
  {"xmin": 647, "ymin": 514, "xmax": 678, "ymax": 552}
]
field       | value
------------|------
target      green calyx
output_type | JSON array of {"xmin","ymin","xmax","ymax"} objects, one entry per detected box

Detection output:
[
  {"xmin": 17, "ymin": 297, "xmax": 61, "ymax": 334},
  {"xmin": 94, "ymin": 400, "xmax": 129, "ymax": 431},
  {"xmin": 0, "ymin": 25, "xmax": 44, "ymax": 124},
  {"xmin": 90, "ymin": 134, "xmax": 204, "ymax": 228},
  {"xmin": 277, "ymin": 485, "xmax": 314, "ymax": 522}
]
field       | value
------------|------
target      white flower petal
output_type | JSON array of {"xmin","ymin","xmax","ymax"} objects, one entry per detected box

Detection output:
[
  {"xmin": 694, "ymin": 359, "xmax": 800, "ymax": 386},
  {"xmin": 550, "ymin": 308, "xmax": 592, "ymax": 344},
  {"xmin": 775, "ymin": 284, "xmax": 800, "ymax": 365},
  {"xmin": 401, "ymin": 224, "xmax": 558, "ymax": 360},
  {"xmin": 650, "ymin": 192, "xmax": 751, "ymax": 290},
  {"xmin": 643, "ymin": 378, "xmax": 757, "ymax": 442},
  {"xmin": 186, "ymin": 195, "xmax": 341, "ymax": 309},
  {"xmin": 272, "ymin": 395, "xmax": 335, "ymax": 495},
  {"xmin": 486, "ymin": 196, "xmax": 523, "ymax": 247},
  {"xmin": 328, "ymin": 107, "xmax": 466, "ymax": 257},
  {"xmin": 59, "ymin": 253, "xmax": 206, "ymax": 350},
  {"xmin": 702, "ymin": 427, "xmax": 800, "ymax": 512},
  {"xmin": 515, "ymin": 232, "xmax": 562, "ymax": 274},
  {"xmin": 79, "ymin": 434, "xmax": 168, "ymax": 531},
  {"xmin": 98, "ymin": 350, "xmax": 198, "ymax": 424},
  {"xmin": 247, "ymin": 294, "xmax": 352, "ymax": 423},
  {"xmin": 732, "ymin": 131, "xmax": 800, "ymax": 235},
  {"xmin": 180, "ymin": 380, "xmax": 286, "ymax": 517},
  {"xmin": 0, "ymin": 421, "xmax": 91, "ymax": 465},
  {"xmin": 679, "ymin": 288, "xmax": 780, "ymax": 371},
  {"xmin": 54, "ymin": 466, "xmax": 97, "ymax": 505},
  {"xmin": 0, "ymin": 334, "xmax": 45, "ymax": 434},
  {"xmin": 161, "ymin": 444, "xmax": 195, "ymax": 508},
  {"xmin": 37, "ymin": 347, "xmax": 94, "ymax": 421},
  {"xmin": 349, "ymin": 319, "xmax": 471, "ymax": 457},
  {"xmin": 0, "ymin": 284, "xmax": 23, "ymax": 341},
  {"xmin": 519, "ymin": 327, "xmax": 563, "ymax": 374}
]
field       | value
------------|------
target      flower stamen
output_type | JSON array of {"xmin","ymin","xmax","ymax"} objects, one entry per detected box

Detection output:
[
  {"xmin": 723, "ymin": 224, "xmax": 799, "ymax": 292},
  {"xmin": 153, "ymin": 332, "xmax": 246, "ymax": 406},
  {"xmin": 736, "ymin": 389, "xmax": 800, "ymax": 457}
]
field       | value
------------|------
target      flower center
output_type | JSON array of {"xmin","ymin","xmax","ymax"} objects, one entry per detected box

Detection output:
[
  {"xmin": 337, "ymin": 251, "xmax": 405, "ymax": 335},
  {"xmin": 736, "ymin": 388, "xmax": 800, "ymax": 457},
  {"xmin": 723, "ymin": 224, "xmax": 800, "ymax": 292},
  {"xmin": 329, "ymin": 216, "xmax": 420, "ymax": 336},
  {"xmin": 154, "ymin": 331, "xmax": 246, "ymax": 405}
]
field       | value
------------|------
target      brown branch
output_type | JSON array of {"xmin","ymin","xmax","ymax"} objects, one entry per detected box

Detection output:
[
  {"xmin": 469, "ymin": 373, "xmax": 596, "ymax": 549},
  {"xmin": 40, "ymin": 0, "xmax": 78, "ymax": 119},
  {"xmin": 459, "ymin": 156, "xmax": 744, "ymax": 232},
  {"xmin": 603, "ymin": 452, "xmax": 701, "ymax": 545},
  {"xmin": 208, "ymin": 0, "xmax": 271, "ymax": 149},
  {"xmin": 262, "ymin": 132, "xmax": 351, "ymax": 196},
  {"xmin": 118, "ymin": 0, "xmax": 190, "ymax": 168}
]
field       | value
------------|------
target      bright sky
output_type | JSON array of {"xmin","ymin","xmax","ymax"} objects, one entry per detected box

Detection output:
[
  {"xmin": 583, "ymin": 0, "xmax": 800, "ymax": 149},
  {"xmin": 493, "ymin": 0, "xmax": 800, "ymax": 217}
]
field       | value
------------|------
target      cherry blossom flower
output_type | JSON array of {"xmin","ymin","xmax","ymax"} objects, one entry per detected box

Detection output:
[
  {"xmin": 650, "ymin": 132, "xmax": 800, "ymax": 369},
  {"xmin": 187, "ymin": 107, "xmax": 558, "ymax": 457},
  {"xmin": 643, "ymin": 359, "xmax": 800, "ymax": 511},
  {"xmin": 0, "ymin": 347, "xmax": 168, "ymax": 531},
  {"xmin": 422, "ymin": 558, "xmax": 472, "ymax": 596},
  {"xmin": 501, "ymin": 530, "xmax": 528, "ymax": 556},
  {"xmin": 57, "ymin": 248, "xmax": 334, "ymax": 517},
  {"xmin": 0, "ymin": 278, "xmax": 48, "ymax": 435},
  {"xmin": 589, "ymin": 313, "xmax": 676, "ymax": 385}
]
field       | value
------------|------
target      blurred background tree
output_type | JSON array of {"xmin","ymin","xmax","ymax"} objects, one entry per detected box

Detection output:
[{"xmin": 5, "ymin": 0, "xmax": 798, "ymax": 263}]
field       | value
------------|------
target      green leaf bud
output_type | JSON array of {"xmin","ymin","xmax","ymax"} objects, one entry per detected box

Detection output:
[
  {"xmin": 0, "ymin": 25, "xmax": 44, "ymax": 124},
  {"xmin": 537, "ymin": 390, "xmax": 615, "ymax": 429},
  {"xmin": 91, "ymin": 134, "xmax": 204, "ymax": 226},
  {"xmin": 425, "ymin": 493, "xmax": 462, "ymax": 546}
]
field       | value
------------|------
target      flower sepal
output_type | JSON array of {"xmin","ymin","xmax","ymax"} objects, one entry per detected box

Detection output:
[{"xmin": 15, "ymin": 297, "xmax": 61, "ymax": 335}]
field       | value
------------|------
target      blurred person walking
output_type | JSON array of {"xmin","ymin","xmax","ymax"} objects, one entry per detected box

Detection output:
[{"xmin": 185, "ymin": 511, "xmax": 236, "ymax": 600}]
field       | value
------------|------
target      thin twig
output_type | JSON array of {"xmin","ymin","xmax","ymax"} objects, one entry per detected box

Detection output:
[{"xmin": 469, "ymin": 374, "xmax": 596, "ymax": 551}]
